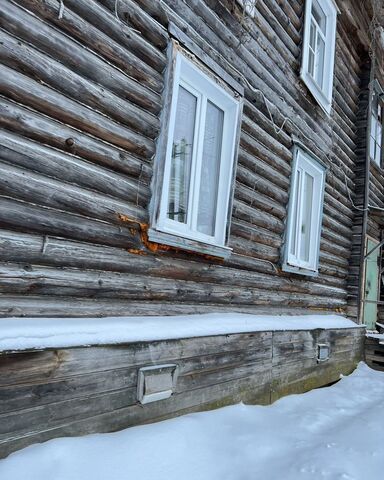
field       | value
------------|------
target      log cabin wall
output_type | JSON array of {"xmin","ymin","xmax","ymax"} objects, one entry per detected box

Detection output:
[
  {"xmin": 346, "ymin": 61, "xmax": 371, "ymax": 321},
  {"xmin": 0, "ymin": 0, "xmax": 373, "ymax": 317},
  {"xmin": 360, "ymin": 17, "xmax": 384, "ymax": 327}
]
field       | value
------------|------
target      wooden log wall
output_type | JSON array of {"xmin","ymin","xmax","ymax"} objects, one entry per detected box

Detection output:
[
  {"xmin": 365, "ymin": 335, "xmax": 384, "ymax": 371},
  {"xmin": 346, "ymin": 63, "xmax": 371, "ymax": 321},
  {"xmin": 0, "ymin": 0, "xmax": 373, "ymax": 317},
  {"xmin": 360, "ymin": 25, "xmax": 384, "ymax": 327},
  {"xmin": 0, "ymin": 325, "xmax": 365, "ymax": 458}
]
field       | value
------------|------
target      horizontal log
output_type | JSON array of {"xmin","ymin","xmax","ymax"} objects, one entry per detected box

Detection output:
[
  {"xmin": 0, "ymin": 30, "xmax": 159, "ymax": 140},
  {"xmin": 0, "ymin": 0, "xmax": 161, "ymax": 114},
  {"xmin": 0, "ymin": 230, "xmax": 348, "ymax": 298},
  {"xmin": 232, "ymin": 199, "xmax": 284, "ymax": 233},
  {"xmin": 0, "ymin": 99, "xmax": 152, "ymax": 177},
  {"xmin": 234, "ymin": 182, "xmax": 286, "ymax": 219},
  {"xmin": 0, "ymin": 197, "xmax": 143, "ymax": 249},
  {"xmin": 0, "ymin": 263, "xmax": 346, "ymax": 305},
  {"xmin": 0, "ymin": 64, "xmax": 155, "ymax": 157},
  {"xmin": 62, "ymin": 0, "xmax": 167, "ymax": 71},
  {"xmin": 0, "ymin": 161, "xmax": 147, "ymax": 222},
  {"xmin": 100, "ymin": 0, "xmax": 168, "ymax": 50},
  {"xmin": 0, "ymin": 130, "xmax": 151, "ymax": 200},
  {"xmin": 12, "ymin": 0, "xmax": 164, "ymax": 92}
]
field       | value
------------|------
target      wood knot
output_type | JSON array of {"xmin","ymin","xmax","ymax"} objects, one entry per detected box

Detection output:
[{"xmin": 65, "ymin": 137, "xmax": 75, "ymax": 147}]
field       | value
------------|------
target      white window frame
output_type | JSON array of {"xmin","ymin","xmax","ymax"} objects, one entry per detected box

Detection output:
[
  {"xmin": 153, "ymin": 53, "xmax": 240, "ymax": 251},
  {"xmin": 369, "ymin": 85, "xmax": 384, "ymax": 168},
  {"xmin": 283, "ymin": 146, "xmax": 326, "ymax": 275},
  {"xmin": 301, "ymin": 0, "xmax": 338, "ymax": 114}
]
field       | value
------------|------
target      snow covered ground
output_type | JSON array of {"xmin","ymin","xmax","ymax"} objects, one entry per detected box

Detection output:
[{"xmin": 1, "ymin": 362, "xmax": 383, "ymax": 480}]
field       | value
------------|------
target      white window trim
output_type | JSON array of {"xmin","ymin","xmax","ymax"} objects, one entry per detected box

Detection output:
[
  {"xmin": 151, "ymin": 52, "xmax": 240, "ymax": 253},
  {"xmin": 300, "ymin": 0, "xmax": 338, "ymax": 114},
  {"xmin": 282, "ymin": 145, "xmax": 326, "ymax": 275},
  {"xmin": 369, "ymin": 83, "xmax": 384, "ymax": 168}
]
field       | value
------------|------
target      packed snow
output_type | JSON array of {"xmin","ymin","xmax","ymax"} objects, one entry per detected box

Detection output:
[
  {"xmin": 0, "ymin": 313, "xmax": 361, "ymax": 351},
  {"xmin": 1, "ymin": 362, "xmax": 383, "ymax": 480}
]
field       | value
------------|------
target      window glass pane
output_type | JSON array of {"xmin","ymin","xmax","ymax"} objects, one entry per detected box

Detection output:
[
  {"xmin": 308, "ymin": 50, "xmax": 315, "ymax": 78},
  {"xmin": 312, "ymin": 0, "xmax": 327, "ymax": 34},
  {"xmin": 197, "ymin": 101, "xmax": 224, "ymax": 236},
  {"xmin": 315, "ymin": 34, "xmax": 325, "ymax": 88},
  {"xmin": 370, "ymin": 135, "xmax": 376, "ymax": 162},
  {"xmin": 308, "ymin": 22, "xmax": 316, "ymax": 78},
  {"xmin": 371, "ymin": 113, "xmax": 377, "ymax": 136},
  {"xmin": 370, "ymin": 113, "xmax": 377, "ymax": 161},
  {"xmin": 377, "ymin": 122, "xmax": 382, "ymax": 147},
  {"xmin": 290, "ymin": 169, "xmax": 301, "ymax": 256},
  {"xmin": 376, "ymin": 120, "xmax": 382, "ymax": 164},
  {"xmin": 300, "ymin": 172, "xmax": 314, "ymax": 262},
  {"xmin": 309, "ymin": 21, "xmax": 316, "ymax": 50},
  {"xmin": 167, "ymin": 86, "xmax": 197, "ymax": 224}
]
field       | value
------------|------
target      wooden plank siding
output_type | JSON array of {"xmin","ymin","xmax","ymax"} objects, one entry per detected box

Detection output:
[
  {"xmin": 365, "ymin": 335, "xmax": 384, "ymax": 371},
  {"xmin": 0, "ymin": 325, "xmax": 365, "ymax": 458},
  {"xmin": 0, "ymin": 0, "xmax": 374, "ymax": 317}
]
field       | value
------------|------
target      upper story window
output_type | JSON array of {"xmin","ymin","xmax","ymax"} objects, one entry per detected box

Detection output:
[
  {"xmin": 369, "ymin": 89, "xmax": 383, "ymax": 167},
  {"xmin": 149, "ymin": 50, "xmax": 241, "ymax": 258},
  {"xmin": 283, "ymin": 146, "xmax": 326, "ymax": 275},
  {"xmin": 301, "ymin": 0, "xmax": 337, "ymax": 114}
]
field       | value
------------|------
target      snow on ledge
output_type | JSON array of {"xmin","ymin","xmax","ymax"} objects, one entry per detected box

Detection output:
[
  {"xmin": 0, "ymin": 313, "xmax": 362, "ymax": 352},
  {"xmin": 366, "ymin": 333, "xmax": 384, "ymax": 344}
]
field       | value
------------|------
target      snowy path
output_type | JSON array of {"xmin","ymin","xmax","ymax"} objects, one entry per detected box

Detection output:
[{"xmin": 1, "ymin": 362, "xmax": 383, "ymax": 480}]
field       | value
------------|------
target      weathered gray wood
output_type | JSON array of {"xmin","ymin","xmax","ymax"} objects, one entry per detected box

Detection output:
[
  {"xmin": 11, "ymin": 0, "xmax": 164, "ymax": 92},
  {"xmin": 0, "ymin": 0, "xmax": 371, "ymax": 319},
  {"xmin": 0, "ymin": 263, "xmax": 347, "ymax": 307},
  {"xmin": 0, "ymin": 64, "xmax": 155, "ymax": 157},
  {"xmin": 0, "ymin": 130, "xmax": 151, "ymax": 199},
  {"xmin": 0, "ymin": 99, "xmax": 152, "ymax": 177},
  {"xmin": 0, "ymin": 332, "xmax": 273, "ymax": 386},
  {"xmin": 0, "ymin": 326, "xmax": 363, "ymax": 459},
  {"xmin": 61, "ymin": 0, "xmax": 167, "ymax": 72},
  {"xmin": 0, "ymin": 30, "xmax": 159, "ymax": 139},
  {"xmin": 0, "ymin": 0, "xmax": 161, "ymax": 114},
  {"xmin": 99, "ymin": 0, "xmax": 169, "ymax": 50},
  {"xmin": 0, "ymin": 197, "xmax": 144, "ymax": 249},
  {"xmin": 0, "ymin": 297, "xmax": 344, "ymax": 318},
  {"xmin": 0, "ymin": 161, "xmax": 147, "ymax": 221}
]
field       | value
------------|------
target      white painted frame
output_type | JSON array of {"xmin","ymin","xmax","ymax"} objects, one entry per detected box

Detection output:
[
  {"xmin": 156, "ymin": 53, "xmax": 240, "ymax": 248},
  {"xmin": 301, "ymin": 0, "xmax": 338, "ymax": 114},
  {"xmin": 283, "ymin": 146, "xmax": 326, "ymax": 274},
  {"xmin": 369, "ymin": 86, "xmax": 384, "ymax": 168}
]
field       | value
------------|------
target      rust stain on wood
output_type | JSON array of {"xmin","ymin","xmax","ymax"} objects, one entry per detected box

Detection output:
[{"xmin": 117, "ymin": 213, "xmax": 225, "ymax": 261}]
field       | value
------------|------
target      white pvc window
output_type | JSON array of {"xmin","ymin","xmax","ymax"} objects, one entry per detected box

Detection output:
[
  {"xmin": 157, "ymin": 53, "xmax": 240, "ymax": 247},
  {"xmin": 285, "ymin": 148, "xmax": 326, "ymax": 273},
  {"xmin": 370, "ymin": 91, "xmax": 383, "ymax": 166},
  {"xmin": 301, "ymin": 0, "xmax": 337, "ymax": 114}
]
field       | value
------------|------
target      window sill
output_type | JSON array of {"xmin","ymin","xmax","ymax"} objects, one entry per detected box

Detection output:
[
  {"xmin": 147, "ymin": 228, "xmax": 232, "ymax": 259},
  {"xmin": 300, "ymin": 72, "xmax": 332, "ymax": 115},
  {"xmin": 281, "ymin": 262, "xmax": 319, "ymax": 277},
  {"xmin": 370, "ymin": 157, "xmax": 383, "ymax": 171}
]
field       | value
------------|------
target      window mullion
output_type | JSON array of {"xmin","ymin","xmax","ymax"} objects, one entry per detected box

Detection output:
[{"xmin": 189, "ymin": 95, "xmax": 207, "ymax": 232}]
